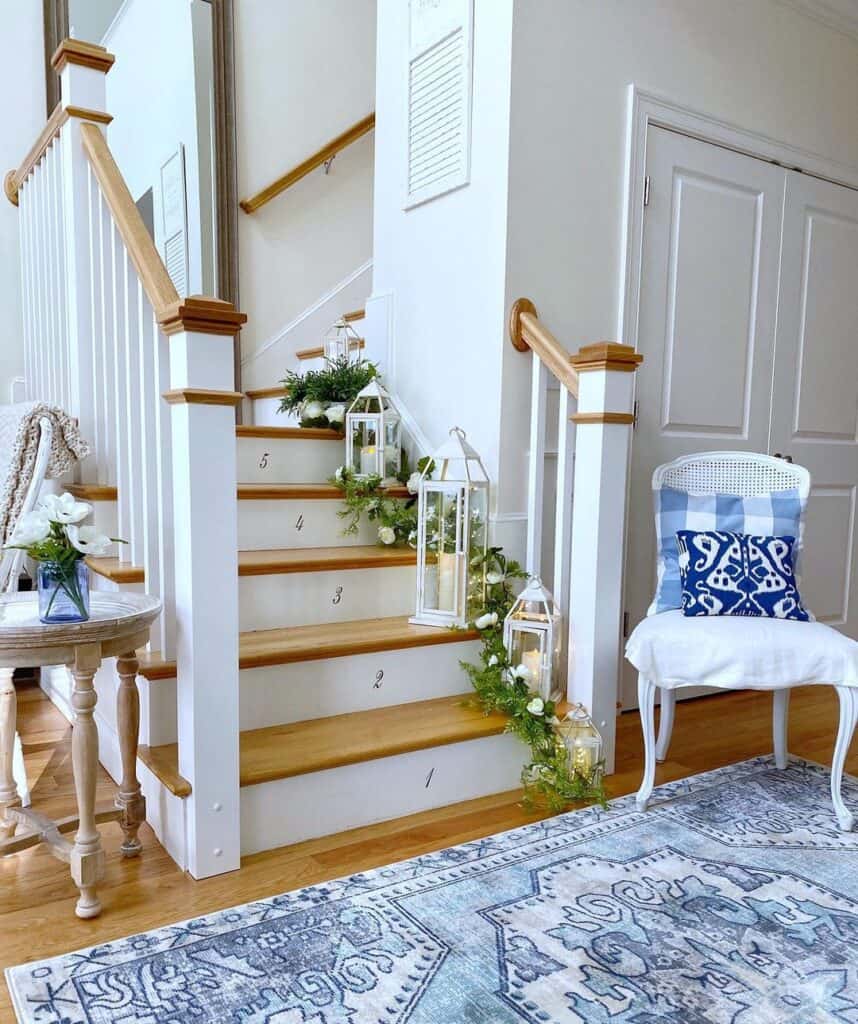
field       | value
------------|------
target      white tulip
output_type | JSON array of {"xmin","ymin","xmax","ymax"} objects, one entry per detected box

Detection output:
[
  {"xmin": 6, "ymin": 512, "xmax": 51, "ymax": 547},
  {"xmin": 406, "ymin": 472, "xmax": 422, "ymax": 495},
  {"xmin": 514, "ymin": 663, "xmax": 532, "ymax": 682},
  {"xmin": 334, "ymin": 465, "xmax": 346, "ymax": 483},
  {"xmin": 488, "ymin": 654, "xmax": 499, "ymax": 666},
  {"xmin": 378, "ymin": 526, "xmax": 396, "ymax": 545},
  {"xmin": 474, "ymin": 611, "xmax": 498, "ymax": 630},
  {"xmin": 302, "ymin": 400, "xmax": 326, "ymax": 421},
  {"xmin": 486, "ymin": 571, "xmax": 505, "ymax": 586},
  {"xmin": 66, "ymin": 524, "xmax": 112, "ymax": 556},
  {"xmin": 526, "ymin": 697, "xmax": 545, "ymax": 716},
  {"xmin": 39, "ymin": 491, "xmax": 92, "ymax": 525},
  {"xmin": 326, "ymin": 404, "xmax": 345, "ymax": 425}
]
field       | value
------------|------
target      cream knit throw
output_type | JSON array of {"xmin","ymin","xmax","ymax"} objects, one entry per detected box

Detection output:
[{"xmin": 0, "ymin": 403, "xmax": 91, "ymax": 545}]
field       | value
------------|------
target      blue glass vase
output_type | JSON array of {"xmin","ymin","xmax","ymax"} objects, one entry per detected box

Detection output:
[{"xmin": 38, "ymin": 560, "xmax": 90, "ymax": 623}]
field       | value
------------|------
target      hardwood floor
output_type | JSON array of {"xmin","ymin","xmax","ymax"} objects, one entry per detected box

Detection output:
[{"xmin": 2, "ymin": 680, "xmax": 856, "ymax": 1022}]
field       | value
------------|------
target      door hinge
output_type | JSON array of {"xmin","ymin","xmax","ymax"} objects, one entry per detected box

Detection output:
[
  {"xmin": 643, "ymin": 175, "xmax": 651, "ymax": 208},
  {"xmin": 623, "ymin": 610, "xmax": 630, "ymax": 638}
]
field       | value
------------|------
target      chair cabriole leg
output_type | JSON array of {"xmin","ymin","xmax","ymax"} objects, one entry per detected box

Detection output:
[
  {"xmin": 0, "ymin": 666, "xmax": 20, "ymax": 839},
  {"xmin": 655, "ymin": 688, "xmax": 675, "ymax": 763},
  {"xmin": 636, "ymin": 674, "xmax": 657, "ymax": 811},
  {"xmin": 832, "ymin": 686, "xmax": 858, "ymax": 832}
]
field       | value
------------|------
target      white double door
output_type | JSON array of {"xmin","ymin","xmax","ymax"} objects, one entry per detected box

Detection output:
[{"xmin": 624, "ymin": 126, "xmax": 858, "ymax": 708}]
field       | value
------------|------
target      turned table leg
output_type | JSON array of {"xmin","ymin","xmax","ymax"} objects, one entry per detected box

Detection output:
[
  {"xmin": 69, "ymin": 645, "xmax": 105, "ymax": 919},
  {"xmin": 116, "ymin": 652, "xmax": 145, "ymax": 857},
  {"xmin": 0, "ymin": 666, "xmax": 20, "ymax": 839}
]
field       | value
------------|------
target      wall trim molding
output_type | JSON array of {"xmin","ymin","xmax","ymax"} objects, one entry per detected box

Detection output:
[
  {"xmin": 241, "ymin": 259, "xmax": 373, "ymax": 370},
  {"xmin": 773, "ymin": 0, "xmax": 858, "ymax": 41}
]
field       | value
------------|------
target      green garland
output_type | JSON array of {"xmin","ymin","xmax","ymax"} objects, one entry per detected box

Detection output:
[
  {"xmin": 279, "ymin": 357, "xmax": 380, "ymax": 428},
  {"xmin": 331, "ymin": 472, "xmax": 607, "ymax": 811}
]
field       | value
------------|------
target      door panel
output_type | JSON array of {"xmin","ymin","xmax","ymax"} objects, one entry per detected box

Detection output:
[
  {"xmin": 623, "ymin": 127, "xmax": 787, "ymax": 708},
  {"xmin": 770, "ymin": 171, "xmax": 858, "ymax": 636}
]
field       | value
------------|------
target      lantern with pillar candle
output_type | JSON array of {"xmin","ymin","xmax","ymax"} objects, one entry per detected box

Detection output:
[
  {"xmin": 324, "ymin": 317, "xmax": 362, "ymax": 364},
  {"xmin": 555, "ymin": 704, "xmax": 604, "ymax": 783},
  {"xmin": 503, "ymin": 576, "xmax": 561, "ymax": 702},
  {"xmin": 410, "ymin": 427, "xmax": 489, "ymax": 628},
  {"xmin": 345, "ymin": 380, "xmax": 402, "ymax": 481}
]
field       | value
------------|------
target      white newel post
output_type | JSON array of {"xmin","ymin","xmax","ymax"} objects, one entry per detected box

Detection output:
[
  {"xmin": 55, "ymin": 40, "xmax": 115, "ymax": 474},
  {"xmin": 163, "ymin": 297, "xmax": 246, "ymax": 878},
  {"xmin": 567, "ymin": 344, "xmax": 642, "ymax": 774}
]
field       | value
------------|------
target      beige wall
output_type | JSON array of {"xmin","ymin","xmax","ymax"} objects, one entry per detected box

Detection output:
[
  {"xmin": 500, "ymin": 0, "xmax": 858, "ymax": 516},
  {"xmin": 0, "ymin": 6, "xmax": 45, "ymax": 403},
  {"xmin": 236, "ymin": 0, "xmax": 377, "ymax": 385}
]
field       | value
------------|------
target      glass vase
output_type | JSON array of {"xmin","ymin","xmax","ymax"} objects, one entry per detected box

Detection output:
[{"xmin": 38, "ymin": 560, "xmax": 90, "ymax": 624}]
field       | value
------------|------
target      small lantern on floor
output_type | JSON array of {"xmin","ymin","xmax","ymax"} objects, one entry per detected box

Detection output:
[
  {"xmin": 410, "ymin": 427, "xmax": 489, "ymax": 628},
  {"xmin": 324, "ymin": 317, "xmax": 362, "ymax": 364},
  {"xmin": 503, "ymin": 576, "xmax": 561, "ymax": 702},
  {"xmin": 345, "ymin": 380, "xmax": 402, "ymax": 481},
  {"xmin": 556, "ymin": 704, "xmax": 604, "ymax": 782}
]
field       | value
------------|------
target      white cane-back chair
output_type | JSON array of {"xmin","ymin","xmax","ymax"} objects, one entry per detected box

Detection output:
[
  {"xmin": 627, "ymin": 450, "xmax": 858, "ymax": 830},
  {"xmin": 0, "ymin": 415, "xmax": 53, "ymax": 592}
]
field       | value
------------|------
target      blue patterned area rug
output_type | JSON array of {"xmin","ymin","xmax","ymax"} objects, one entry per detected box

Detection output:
[{"xmin": 8, "ymin": 757, "xmax": 858, "ymax": 1023}]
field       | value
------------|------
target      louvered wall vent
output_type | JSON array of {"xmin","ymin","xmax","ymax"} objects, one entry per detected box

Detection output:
[{"xmin": 406, "ymin": 1, "xmax": 473, "ymax": 209}]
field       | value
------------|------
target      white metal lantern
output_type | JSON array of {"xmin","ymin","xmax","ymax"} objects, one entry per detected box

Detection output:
[
  {"xmin": 503, "ymin": 576, "xmax": 561, "ymax": 702},
  {"xmin": 556, "ymin": 704, "xmax": 604, "ymax": 782},
  {"xmin": 345, "ymin": 380, "xmax": 402, "ymax": 481},
  {"xmin": 410, "ymin": 427, "xmax": 489, "ymax": 628},
  {"xmin": 324, "ymin": 317, "xmax": 362, "ymax": 364}
]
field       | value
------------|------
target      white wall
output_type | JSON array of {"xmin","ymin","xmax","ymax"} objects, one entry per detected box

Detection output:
[
  {"xmin": 501, "ymin": 0, "xmax": 858, "ymax": 517},
  {"xmin": 104, "ymin": 0, "xmax": 214, "ymax": 295},
  {"xmin": 0, "ymin": 6, "xmax": 45, "ymax": 403},
  {"xmin": 236, "ymin": 0, "xmax": 377, "ymax": 388},
  {"xmin": 371, "ymin": 0, "xmax": 516, "ymax": 542}
]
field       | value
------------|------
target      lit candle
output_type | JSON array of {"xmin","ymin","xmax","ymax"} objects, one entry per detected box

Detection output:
[
  {"xmin": 572, "ymin": 739, "xmax": 592, "ymax": 777},
  {"xmin": 438, "ymin": 552, "xmax": 457, "ymax": 612},
  {"xmin": 360, "ymin": 445, "xmax": 377, "ymax": 476},
  {"xmin": 522, "ymin": 648, "xmax": 543, "ymax": 694}
]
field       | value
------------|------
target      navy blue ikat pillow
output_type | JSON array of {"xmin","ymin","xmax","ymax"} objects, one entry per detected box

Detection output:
[{"xmin": 676, "ymin": 530, "xmax": 811, "ymax": 621}]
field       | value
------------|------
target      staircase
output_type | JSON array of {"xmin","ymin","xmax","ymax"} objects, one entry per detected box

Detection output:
[{"xmin": 75, "ymin": 408, "xmax": 526, "ymax": 858}]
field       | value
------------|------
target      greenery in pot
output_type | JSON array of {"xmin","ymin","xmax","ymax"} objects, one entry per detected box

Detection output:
[{"xmin": 279, "ymin": 357, "xmax": 380, "ymax": 429}]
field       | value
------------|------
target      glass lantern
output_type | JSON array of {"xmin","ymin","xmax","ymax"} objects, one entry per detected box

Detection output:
[
  {"xmin": 503, "ymin": 576, "xmax": 561, "ymax": 702},
  {"xmin": 324, "ymin": 317, "xmax": 362, "ymax": 364},
  {"xmin": 345, "ymin": 380, "xmax": 402, "ymax": 481},
  {"xmin": 556, "ymin": 704, "xmax": 604, "ymax": 783},
  {"xmin": 410, "ymin": 427, "xmax": 489, "ymax": 628}
]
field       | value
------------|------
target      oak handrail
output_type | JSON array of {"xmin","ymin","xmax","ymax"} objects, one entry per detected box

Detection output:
[
  {"xmin": 240, "ymin": 112, "xmax": 375, "ymax": 214},
  {"xmin": 509, "ymin": 298, "xmax": 579, "ymax": 398},
  {"xmin": 80, "ymin": 122, "xmax": 180, "ymax": 317}
]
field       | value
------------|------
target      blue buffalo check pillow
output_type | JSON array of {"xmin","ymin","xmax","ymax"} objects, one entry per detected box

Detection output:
[
  {"xmin": 648, "ymin": 486, "xmax": 805, "ymax": 615},
  {"xmin": 676, "ymin": 530, "xmax": 811, "ymax": 620}
]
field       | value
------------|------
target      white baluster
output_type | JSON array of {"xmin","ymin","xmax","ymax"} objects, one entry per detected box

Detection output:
[
  {"xmin": 113, "ymin": 223, "xmax": 130, "ymax": 545},
  {"xmin": 526, "ymin": 358, "xmax": 548, "ymax": 577},
  {"xmin": 54, "ymin": 142, "xmax": 70, "ymax": 411},
  {"xmin": 153, "ymin": 318, "xmax": 176, "ymax": 659},
  {"xmin": 123, "ymin": 252, "xmax": 143, "ymax": 566},
  {"xmin": 552, "ymin": 384, "xmax": 575, "ymax": 688},
  {"xmin": 18, "ymin": 185, "xmax": 33, "ymax": 402},
  {"xmin": 98, "ymin": 194, "xmax": 117, "ymax": 486},
  {"xmin": 86, "ymin": 164, "xmax": 103, "ymax": 479}
]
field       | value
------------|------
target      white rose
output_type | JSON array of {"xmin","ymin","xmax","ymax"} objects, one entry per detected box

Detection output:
[
  {"xmin": 486, "ymin": 571, "xmax": 505, "ymax": 585},
  {"xmin": 65, "ymin": 524, "xmax": 113, "ymax": 556},
  {"xmin": 513, "ymin": 663, "xmax": 532, "ymax": 682},
  {"xmin": 6, "ymin": 511, "xmax": 51, "ymax": 547},
  {"xmin": 474, "ymin": 611, "xmax": 498, "ymax": 630},
  {"xmin": 39, "ymin": 492, "xmax": 92, "ymax": 525},
  {"xmin": 526, "ymin": 697, "xmax": 545, "ymax": 716},
  {"xmin": 302, "ymin": 400, "xmax": 325, "ymax": 421},
  {"xmin": 325, "ymin": 404, "xmax": 345, "ymax": 426},
  {"xmin": 406, "ymin": 472, "xmax": 422, "ymax": 495},
  {"xmin": 488, "ymin": 654, "xmax": 499, "ymax": 666},
  {"xmin": 334, "ymin": 465, "xmax": 345, "ymax": 483},
  {"xmin": 378, "ymin": 526, "xmax": 396, "ymax": 545}
]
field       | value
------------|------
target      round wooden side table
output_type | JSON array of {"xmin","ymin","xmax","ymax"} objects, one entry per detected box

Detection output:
[{"xmin": 0, "ymin": 591, "xmax": 161, "ymax": 918}]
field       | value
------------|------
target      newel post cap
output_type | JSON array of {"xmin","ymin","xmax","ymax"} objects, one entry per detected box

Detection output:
[
  {"xmin": 570, "ymin": 343, "xmax": 643, "ymax": 373},
  {"xmin": 51, "ymin": 39, "xmax": 116, "ymax": 75},
  {"xmin": 158, "ymin": 295, "xmax": 248, "ymax": 337}
]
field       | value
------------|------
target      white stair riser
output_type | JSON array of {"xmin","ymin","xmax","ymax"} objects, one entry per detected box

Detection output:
[
  {"xmin": 239, "ymin": 565, "xmax": 416, "ymax": 630},
  {"xmin": 240, "ymin": 732, "xmax": 524, "ymax": 854},
  {"xmin": 238, "ymin": 499, "xmax": 376, "ymax": 549},
  {"xmin": 87, "ymin": 500, "xmax": 118, "ymax": 539},
  {"xmin": 237, "ymin": 435, "xmax": 344, "ymax": 484},
  {"xmin": 251, "ymin": 397, "xmax": 293, "ymax": 427},
  {"xmin": 144, "ymin": 638, "xmax": 481, "ymax": 741},
  {"xmin": 239, "ymin": 641, "xmax": 480, "ymax": 729}
]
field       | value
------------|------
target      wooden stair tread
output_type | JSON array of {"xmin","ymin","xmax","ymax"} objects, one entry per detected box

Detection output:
[
  {"xmin": 137, "ymin": 615, "xmax": 478, "ymax": 680},
  {"xmin": 236, "ymin": 425, "xmax": 343, "ymax": 440},
  {"xmin": 238, "ymin": 545, "xmax": 417, "ymax": 574},
  {"xmin": 138, "ymin": 744, "xmax": 191, "ymax": 797},
  {"xmin": 238, "ymin": 483, "xmax": 410, "ymax": 500},
  {"xmin": 67, "ymin": 483, "xmax": 117, "ymax": 501},
  {"xmin": 89, "ymin": 545, "xmax": 417, "ymax": 584},
  {"xmin": 238, "ymin": 694, "xmax": 508, "ymax": 786}
]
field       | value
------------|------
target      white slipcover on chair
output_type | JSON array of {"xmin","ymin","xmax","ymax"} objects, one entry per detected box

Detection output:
[{"xmin": 626, "ymin": 450, "xmax": 858, "ymax": 831}]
